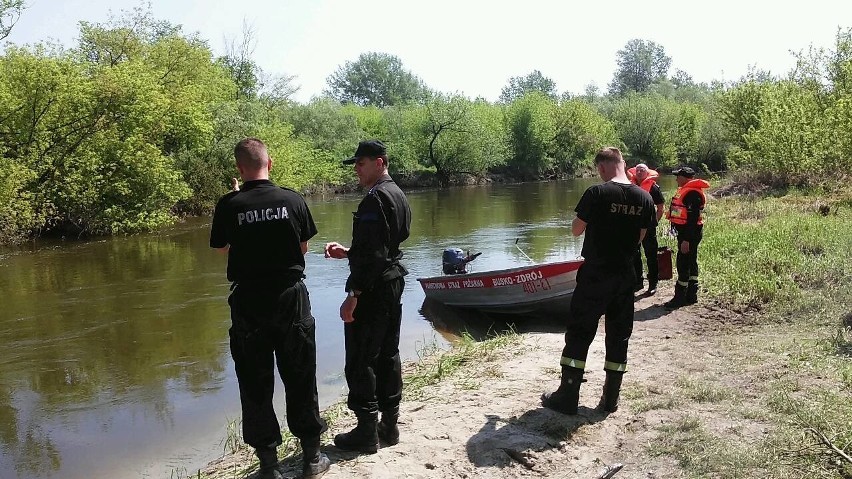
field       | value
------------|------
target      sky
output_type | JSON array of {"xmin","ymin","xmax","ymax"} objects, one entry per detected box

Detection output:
[{"xmin": 5, "ymin": 0, "xmax": 852, "ymax": 103}]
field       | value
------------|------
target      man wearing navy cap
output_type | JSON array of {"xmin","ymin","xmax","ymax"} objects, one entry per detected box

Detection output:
[
  {"xmin": 325, "ymin": 140, "xmax": 411, "ymax": 453},
  {"xmin": 665, "ymin": 166, "xmax": 711, "ymax": 308}
]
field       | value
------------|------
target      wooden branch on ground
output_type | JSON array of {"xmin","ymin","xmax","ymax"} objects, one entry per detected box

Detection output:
[
  {"xmin": 597, "ymin": 462, "xmax": 624, "ymax": 479},
  {"xmin": 806, "ymin": 427, "xmax": 852, "ymax": 464}
]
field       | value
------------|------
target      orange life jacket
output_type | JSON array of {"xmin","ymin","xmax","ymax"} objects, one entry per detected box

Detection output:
[
  {"xmin": 626, "ymin": 167, "xmax": 659, "ymax": 193},
  {"xmin": 667, "ymin": 179, "xmax": 711, "ymax": 225}
]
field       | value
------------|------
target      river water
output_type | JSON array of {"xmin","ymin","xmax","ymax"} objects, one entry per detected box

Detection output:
[{"xmin": 0, "ymin": 178, "xmax": 675, "ymax": 478}]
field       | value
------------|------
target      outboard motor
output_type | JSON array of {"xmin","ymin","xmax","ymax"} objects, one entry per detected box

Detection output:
[{"xmin": 442, "ymin": 248, "xmax": 481, "ymax": 275}]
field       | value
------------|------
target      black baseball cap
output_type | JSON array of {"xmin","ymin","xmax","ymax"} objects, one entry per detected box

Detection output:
[
  {"xmin": 671, "ymin": 166, "xmax": 696, "ymax": 178},
  {"xmin": 343, "ymin": 140, "xmax": 387, "ymax": 165}
]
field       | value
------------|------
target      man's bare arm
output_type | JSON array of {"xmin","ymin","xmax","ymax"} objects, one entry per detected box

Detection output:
[{"xmin": 571, "ymin": 217, "xmax": 587, "ymax": 236}]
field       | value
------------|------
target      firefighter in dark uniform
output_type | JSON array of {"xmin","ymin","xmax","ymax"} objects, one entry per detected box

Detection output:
[
  {"xmin": 664, "ymin": 166, "xmax": 711, "ymax": 308},
  {"xmin": 324, "ymin": 140, "xmax": 411, "ymax": 454},
  {"xmin": 210, "ymin": 138, "xmax": 330, "ymax": 479},
  {"xmin": 541, "ymin": 147, "xmax": 654, "ymax": 415}
]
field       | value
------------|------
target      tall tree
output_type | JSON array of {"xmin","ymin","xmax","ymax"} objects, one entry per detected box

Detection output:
[
  {"xmin": 218, "ymin": 21, "xmax": 260, "ymax": 100},
  {"xmin": 609, "ymin": 39, "xmax": 672, "ymax": 96},
  {"xmin": 505, "ymin": 92, "xmax": 558, "ymax": 176},
  {"xmin": 500, "ymin": 70, "xmax": 557, "ymax": 103},
  {"xmin": 0, "ymin": 0, "xmax": 25, "ymax": 40},
  {"xmin": 324, "ymin": 52, "xmax": 428, "ymax": 107}
]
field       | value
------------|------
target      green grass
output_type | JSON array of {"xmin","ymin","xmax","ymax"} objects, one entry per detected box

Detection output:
[
  {"xmin": 404, "ymin": 329, "xmax": 522, "ymax": 398},
  {"xmin": 649, "ymin": 415, "xmax": 771, "ymax": 478},
  {"xmin": 700, "ymin": 190, "xmax": 852, "ymax": 313},
  {"xmin": 646, "ymin": 185, "xmax": 852, "ymax": 479},
  {"xmin": 676, "ymin": 377, "xmax": 736, "ymax": 403}
]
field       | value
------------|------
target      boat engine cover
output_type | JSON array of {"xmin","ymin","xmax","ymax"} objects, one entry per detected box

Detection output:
[{"xmin": 442, "ymin": 248, "xmax": 468, "ymax": 275}]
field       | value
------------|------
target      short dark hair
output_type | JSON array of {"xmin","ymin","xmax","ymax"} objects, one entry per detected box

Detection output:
[
  {"xmin": 234, "ymin": 137, "xmax": 269, "ymax": 170},
  {"xmin": 594, "ymin": 147, "xmax": 623, "ymax": 165}
]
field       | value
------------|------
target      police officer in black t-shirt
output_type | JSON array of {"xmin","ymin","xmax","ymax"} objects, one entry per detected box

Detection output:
[
  {"xmin": 324, "ymin": 140, "xmax": 411, "ymax": 454},
  {"xmin": 210, "ymin": 138, "xmax": 330, "ymax": 479},
  {"xmin": 541, "ymin": 147, "xmax": 654, "ymax": 416}
]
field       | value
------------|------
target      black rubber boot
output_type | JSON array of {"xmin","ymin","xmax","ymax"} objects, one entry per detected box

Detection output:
[
  {"xmin": 255, "ymin": 445, "xmax": 284, "ymax": 479},
  {"xmin": 541, "ymin": 367, "xmax": 584, "ymax": 415},
  {"xmin": 597, "ymin": 371, "xmax": 625, "ymax": 413},
  {"xmin": 647, "ymin": 274, "xmax": 658, "ymax": 295},
  {"xmin": 686, "ymin": 281, "xmax": 699, "ymax": 304},
  {"xmin": 377, "ymin": 410, "xmax": 400, "ymax": 446},
  {"xmin": 301, "ymin": 437, "xmax": 331, "ymax": 478},
  {"xmin": 334, "ymin": 414, "xmax": 378, "ymax": 454},
  {"xmin": 664, "ymin": 283, "xmax": 688, "ymax": 309}
]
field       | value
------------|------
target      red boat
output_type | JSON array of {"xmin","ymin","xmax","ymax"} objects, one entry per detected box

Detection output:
[{"xmin": 416, "ymin": 259, "xmax": 583, "ymax": 314}]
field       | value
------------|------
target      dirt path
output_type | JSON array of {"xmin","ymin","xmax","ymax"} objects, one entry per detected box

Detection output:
[{"xmin": 203, "ymin": 285, "xmax": 749, "ymax": 479}]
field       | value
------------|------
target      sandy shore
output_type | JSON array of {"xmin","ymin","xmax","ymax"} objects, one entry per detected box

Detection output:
[{"xmin": 201, "ymin": 285, "xmax": 745, "ymax": 479}]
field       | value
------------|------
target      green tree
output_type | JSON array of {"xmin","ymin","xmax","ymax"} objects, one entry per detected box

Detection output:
[
  {"xmin": 324, "ymin": 52, "xmax": 428, "ymax": 107},
  {"xmin": 505, "ymin": 92, "xmax": 557, "ymax": 176},
  {"xmin": 728, "ymin": 81, "xmax": 827, "ymax": 180},
  {"xmin": 0, "ymin": 0, "xmax": 25, "ymax": 40},
  {"xmin": 404, "ymin": 95, "xmax": 506, "ymax": 183},
  {"xmin": 718, "ymin": 73, "xmax": 773, "ymax": 151},
  {"xmin": 553, "ymin": 100, "xmax": 619, "ymax": 173},
  {"xmin": 610, "ymin": 93, "xmax": 678, "ymax": 165},
  {"xmin": 283, "ymin": 98, "xmax": 367, "ymax": 160},
  {"xmin": 499, "ymin": 70, "xmax": 557, "ymax": 103},
  {"xmin": 260, "ymin": 120, "xmax": 347, "ymax": 192},
  {"xmin": 609, "ymin": 39, "xmax": 672, "ymax": 96},
  {"xmin": 695, "ymin": 99, "xmax": 728, "ymax": 171},
  {"xmin": 217, "ymin": 22, "xmax": 261, "ymax": 100}
]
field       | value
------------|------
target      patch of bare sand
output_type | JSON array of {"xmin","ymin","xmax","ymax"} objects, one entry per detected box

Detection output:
[{"xmin": 201, "ymin": 285, "xmax": 770, "ymax": 479}]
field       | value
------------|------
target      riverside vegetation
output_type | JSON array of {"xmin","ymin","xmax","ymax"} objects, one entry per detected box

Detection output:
[{"xmin": 3, "ymin": 5, "xmax": 852, "ymax": 245}]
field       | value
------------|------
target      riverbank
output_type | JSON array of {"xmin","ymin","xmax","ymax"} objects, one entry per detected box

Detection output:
[{"xmin": 195, "ymin": 187, "xmax": 852, "ymax": 479}]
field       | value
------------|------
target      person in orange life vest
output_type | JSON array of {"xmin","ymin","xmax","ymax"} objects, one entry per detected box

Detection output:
[
  {"xmin": 664, "ymin": 166, "xmax": 711, "ymax": 308},
  {"xmin": 626, "ymin": 163, "xmax": 665, "ymax": 295}
]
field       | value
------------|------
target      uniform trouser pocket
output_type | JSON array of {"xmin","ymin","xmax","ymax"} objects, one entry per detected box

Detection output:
[
  {"xmin": 229, "ymin": 281, "xmax": 325, "ymax": 444},
  {"xmin": 275, "ymin": 281, "xmax": 326, "ymax": 439},
  {"xmin": 344, "ymin": 278, "xmax": 403, "ymax": 416}
]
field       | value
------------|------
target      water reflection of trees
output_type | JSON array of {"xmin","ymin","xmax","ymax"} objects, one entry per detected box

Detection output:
[{"xmin": 0, "ymin": 229, "xmax": 230, "ymax": 472}]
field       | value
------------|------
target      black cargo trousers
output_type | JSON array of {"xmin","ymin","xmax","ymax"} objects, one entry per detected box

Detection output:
[
  {"xmin": 344, "ymin": 276, "xmax": 404, "ymax": 418},
  {"xmin": 561, "ymin": 263, "xmax": 636, "ymax": 371},
  {"xmin": 674, "ymin": 225, "xmax": 703, "ymax": 284},
  {"xmin": 228, "ymin": 278, "xmax": 327, "ymax": 449},
  {"xmin": 633, "ymin": 227, "xmax": 659, "ymax": 285}
]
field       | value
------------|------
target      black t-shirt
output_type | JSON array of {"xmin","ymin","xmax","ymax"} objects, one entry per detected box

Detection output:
[
  {"xmin": 210, "ymin": 180, "xmax": 317, "ymax": 282},
  {"xmin": 648, "ymin": 183, "xmax": 665, "ymax": 225},
  {"xmin": 575, "ymin": 181, "xmax": 655, "ymax": 266}
]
